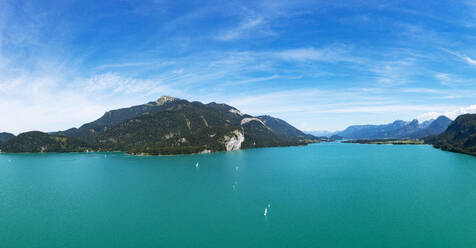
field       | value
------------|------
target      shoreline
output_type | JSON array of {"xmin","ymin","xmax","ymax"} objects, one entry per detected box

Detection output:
[
  {"xmin": 342, "ymin": 139, "xmax": 425, "ymax": 145},
  {"xmin": 0, "ymin": 142, "xmax": 313, "ymax": 157}
]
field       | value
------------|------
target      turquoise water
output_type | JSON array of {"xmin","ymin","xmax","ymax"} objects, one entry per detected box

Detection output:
[{"xmin": 1, "ymin": 143, "xmax": 476, "ymax": 248}]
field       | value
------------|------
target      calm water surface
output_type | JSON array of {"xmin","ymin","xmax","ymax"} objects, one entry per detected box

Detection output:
[{"xmin": 1, "ymin": 143, "xmax": 476, "ymax": 248}]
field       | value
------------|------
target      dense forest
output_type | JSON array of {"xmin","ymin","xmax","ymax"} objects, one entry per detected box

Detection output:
[{"xmin": 425, "ymin": 114, "xmax": 476, "ymax": 156}]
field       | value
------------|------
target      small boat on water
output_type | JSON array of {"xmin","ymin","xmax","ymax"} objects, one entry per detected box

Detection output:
[
  {"xmin": 264, "ymin": 207, "xmax": 268, "ymax": 216},
  {"xmin": 195, "ymin": 162, "xmax": 199, "ymax": 168}
]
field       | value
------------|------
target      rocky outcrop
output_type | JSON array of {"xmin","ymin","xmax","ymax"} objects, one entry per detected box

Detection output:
[
  {"xmin": 241, "ymin": 118, "xmax": 266, "ymax": 126},
  {"xmin": 224, "ymin": 130, "xmax": 245, "ymax": 151}
]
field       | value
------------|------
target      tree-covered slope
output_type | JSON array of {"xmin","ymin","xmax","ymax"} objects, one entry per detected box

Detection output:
[
  {"xmin": 0, "ymin": 131, "xmax": 92, "ymax": 153},
  {"xmin": 90, "ymin": 101, "xmax": 300, "ymax": 155},
  {"xmin": 52, "ymin": 96, "xmax": 181, "ymax": 139},
  {"xmin": 257, "ymin": 115, "xmax": 317, "ymax": 142},
  {"xmin": 91, "ymin": 101, "xmax": 242, "ymax": 154},
  {"xmin": 0, "ymin": 132, "xmax": 15, "ymax": 143},
  {"xmin": 12, "ymin": 96, "xmax": 313, "ymax": 155},
  {"xmin": 411, "ymin": 116, "xmax": 452, "ymax": 138},
  {"xmin": 426, "ymin": 114, "xmax": 476, "ymax": 156}
]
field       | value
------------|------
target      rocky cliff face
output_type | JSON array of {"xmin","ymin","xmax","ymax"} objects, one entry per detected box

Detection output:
[{"xmin": 224, "ymin": 130, "xmax": 245, "ymax": 151}]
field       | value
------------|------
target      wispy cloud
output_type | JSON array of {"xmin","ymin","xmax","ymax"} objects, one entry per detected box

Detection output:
[
  {"xmin": 371, "ymin": 59, "xmax": 417, "ymax": 86},
  {"xmin": 276, "ymin": 46, "xmax": 360, "ymax": 63},
  {"xmin": 464, "ymin": 55, "xmax": 476, "ymax": 65},
  {"xmin": 0, "ymin": 0, "xmax": 475, "ymax": 133},
  {"xmin": 223, "ymin": 86, "xmax": 465, "ymax": 131},
  {"xmin": 0, "ymin": 71, "xmax": 186, "ymax": 134},
  {"xmin": 0, "ymin": 74, "xmax": 109, "ymax": 134},
  {"xmin": 323, "ymin": 105, "xmax": 452, "ymax": 114},
  {"xmin": 401, "ymin": 87, "xmax": 445, "ymax": 94},
  {"xmin": 83, "ymin": 73, "xmax": 177, "ymax": 96},
  {"xmin": 94, "ymin": 61, "xmax": 175, "ymax": 70},
  {"xmin": 441, "ymin": 48, "xmax": 476, "ymax": 66},
  {"xmin": 226, "ymin": 87, "xmax": 445, "ymax": 116},
  {"xmin": 435, "ymin": 73, "xmax": 472, "ymax": 86},
  {"xmin": 223, "ymin": 74, "xmax": 280, "ymax": 85},
  {"xmin": 215, "ymin": 16, "xmax": 268, "ymax": 41}
]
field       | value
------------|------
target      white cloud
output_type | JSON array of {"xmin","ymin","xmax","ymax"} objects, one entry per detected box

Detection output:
[
  {"xmin": 0, "ymin": 71, "xmax": 183, "ymax": 134},
  {"xmin": 278, "ymin": 48, "xmax": 328, "ymax": 61},
  {"xmin": 0, "ymin": 75, "xmax": 108, "ymax": 134},
  {"xmin": 222, "ymin": 86, "xmax": 472, "ymax": 131},
  {"xmin": 226, "ymin": 87, "xmax": 449, "ymax": 116},
  {"xmin": 215, "ymin": 16, "xmax": 266, "ymax": 41},
  {"xmin": 1, "ymin": 1, "xmax": 475, "ymax": 134},
  {"xmin": 224, "ymin": 74, "xmax": 280, "ymax": 85},
  {"xmin": 83, "ymin": 73, "xmax": 174, "ymax": 95},
  {"xmin": 464, "ymin": 55, "xmax": 476, "ymax": 65},
  {"xmin": 94, "ymin": 61, "xmax": 173, "ymax": 70},
  {"xmin": 322, "ymin": 105, "xmax": 448, "ymax": 114},
  {"xmin": 402, "ymin": 87, "xmax": 445, "ymax": 94},
  {"xmin": 441, "ymin": 48, "xmax": 476, "ymax": 66},
  {"xmin": 371, "ymin": 59, "xmax": 417, "ymax": 86},
  {"xmin": 277, "ymin": 46, "xmax": 359, "ymax": 63},
  {"xmin": 417, "ymin": 105, "xmax": 476, "ymax": 121},
  {"xmin": 434, "ymin": 73, "xmax": 472, "ymax": 86}
]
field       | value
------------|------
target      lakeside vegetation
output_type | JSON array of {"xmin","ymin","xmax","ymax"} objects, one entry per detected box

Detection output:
[
  {"xmin": 0, "ymin": 131, "xmax": 92, "ymax": 153},
  {"xmin": 425, "ymin": 114, "xmax": 476, "ymax": 156}
]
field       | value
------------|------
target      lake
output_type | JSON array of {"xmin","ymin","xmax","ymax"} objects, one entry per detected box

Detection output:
[{"xmin": 1, "ymin": 143, "xmax": 476, "ymax": 248}]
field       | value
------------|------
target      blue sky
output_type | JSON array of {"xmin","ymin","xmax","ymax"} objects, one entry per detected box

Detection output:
[{"xmin": 1, "ymin": 0, "xmax": 476, "ymax": 134}]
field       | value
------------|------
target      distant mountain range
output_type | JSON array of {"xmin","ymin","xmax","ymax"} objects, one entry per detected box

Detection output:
[
  {"xmin": 426, "ymin": 114, "xmax": 476, "ymax": 156},
  {"xmin": 0, "ymin": 96, "xmax": 320, "ymax": 155},
  {"xmin": 306, "ymin": 130, "xmax": 335, "ymax": 137},
  {"xmin": 334, "ymin": 116, "xmax": 452, "ymax": 140}
]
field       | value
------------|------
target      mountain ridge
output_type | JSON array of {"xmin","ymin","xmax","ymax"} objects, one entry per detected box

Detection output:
[
  {"xmin": 1, "ymin": 96, "xmax": 320, "ymax": 155},
  {"xmin": 0, "ymin": 132, "xmax": 15, "ymax": 143},
  {"xmin": 426, "ymin": 114, "xmax": 476, "ymax": 156},
  {"xmin": 336, "ymin": 116, "xmax": 452, "ymax": 139}
]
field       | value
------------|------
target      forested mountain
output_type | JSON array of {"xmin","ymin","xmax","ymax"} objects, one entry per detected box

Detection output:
[
  {"xmin": 410, "ymin": 116, "xmax": 453, "ymax": 138},
  {"xmin": 257, "ymin": 115, "xmax": 317, "ymax": 142},
  {"xmin": 336, "ymin": 116, "xmax": 451, "ymax": 139},
  {"xmin": 89, "ymin": 100, "xmax": 293, "ymax": 155},
  {"xmin": 0, "ymin": 132, "xmax": 15, "ymax": 143},
  {"xmin": 1, "ymin": 97, "xmax": 319, "ymax": 155},
  {"xmin": 0, "ymin": 131, "xmax": 91, "ymax": 153},
  {"xmin": 50, "ymin": 96, "xmax": 181, "ymax": 139},
  {"xmin": 426, "ymin": 114, "xmax": 476, "ymax": 156}
]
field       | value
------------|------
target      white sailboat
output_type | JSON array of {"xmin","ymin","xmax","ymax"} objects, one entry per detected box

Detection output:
[{"xmin": 264, "ymin": 207, "xmax": 268, "ymax": 216}]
